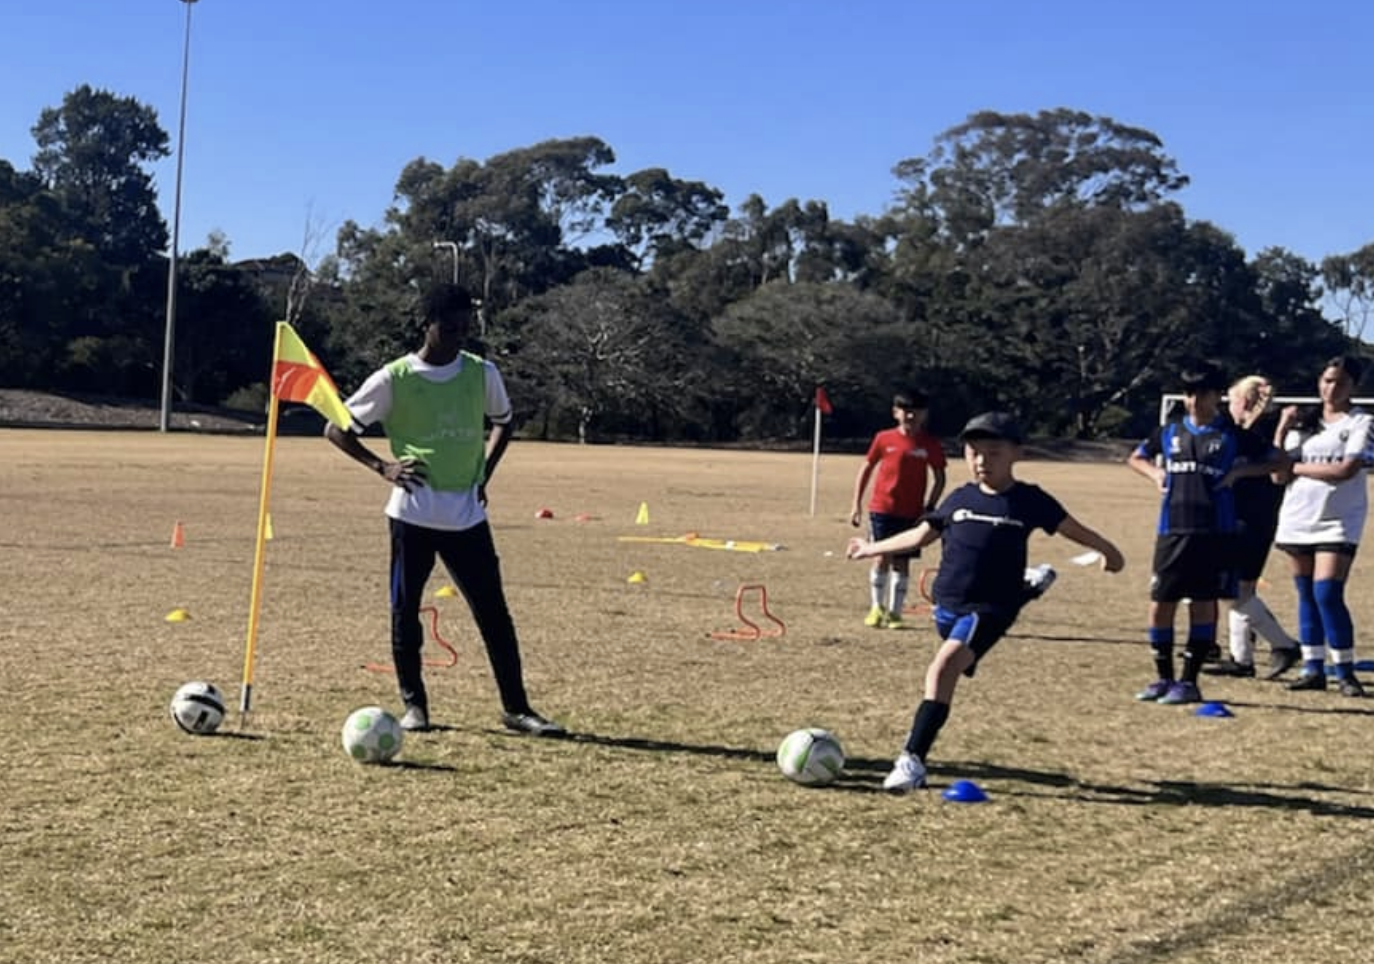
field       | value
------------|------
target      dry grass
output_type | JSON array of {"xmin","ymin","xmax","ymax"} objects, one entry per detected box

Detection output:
[{"xmin": 3, "ymin": 431, "xmax": 1373, "ymax": 964}]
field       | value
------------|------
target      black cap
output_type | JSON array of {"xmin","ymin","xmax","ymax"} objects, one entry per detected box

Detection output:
[
  {"xmin": 1180, "ymin": 361, "xmax": 1227, "ymax": 394},
  {"xmin": 959, "ymin": 412, "xmax": 1024, "ymax": 444}
]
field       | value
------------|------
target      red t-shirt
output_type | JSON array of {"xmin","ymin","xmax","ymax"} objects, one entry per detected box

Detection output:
[{"xmin": 863, "ymin": 427, "xmax": 946, "ymax": 517}]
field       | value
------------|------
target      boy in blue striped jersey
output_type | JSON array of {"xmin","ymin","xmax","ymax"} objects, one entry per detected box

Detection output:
[{"xmin": 1127, "ymin": 362, "xmax": 1285, "ymax": 705}]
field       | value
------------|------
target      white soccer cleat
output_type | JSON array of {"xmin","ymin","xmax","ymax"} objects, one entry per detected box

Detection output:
[
  {"xmin": 882, "ymin": 752, "xmax": 928, "ymax": 794},
  {"xmin": 399, "ymin": 705, "xmax": 430, "ymax": 732},
  {"xmin": 1023, "ymin": 563, "xmax": 1057, "ymax": 600}
]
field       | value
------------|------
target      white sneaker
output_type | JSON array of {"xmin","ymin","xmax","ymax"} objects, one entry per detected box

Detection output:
[
  {"xmin": 882, "ymin": 752, "xmax": 927, "ymax": 793},
  {"xmin": 1023, "ymin": 563, "xmax": 1057, "ymax": 600},
  {"xmin": 399, "ymin": 706, "xmax": 430, "ymax": 731}
]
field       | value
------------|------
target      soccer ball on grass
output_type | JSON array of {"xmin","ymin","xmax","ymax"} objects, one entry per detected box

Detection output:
[
  {"xmin": 341, "ymin": 706, "xmax": 404, "ymax": 764},
  {"xmin": 169, "ymin": 681, "xmax": 226, "ymax": 735},
  {"xmin": 776, "ymin": 727, "xmax": 845, "ymax": 786}
]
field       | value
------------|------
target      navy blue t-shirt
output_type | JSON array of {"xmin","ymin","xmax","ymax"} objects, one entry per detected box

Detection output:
[
  {"xmin": 1134, "ymin": 416, "xmax": 1272, "ymax": 535},
  {"xmin": 927, "ymin": 481, "xmax": 1067, "ymax": 613}
]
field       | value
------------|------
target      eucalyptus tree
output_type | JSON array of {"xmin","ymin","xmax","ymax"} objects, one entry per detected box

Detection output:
[
  {"xmin": 711, "ymin": 280, "xmax": 912, "ymax": 439},
  {"xmin": 604, "ymin": 167, "xmax": 728, "ymax": 269},
  {"xmin": 884, "ymin": 109, "xmax": 1208, "ymax": 435},
  {"xmin": 495, "ymin": 267, "xmax": 695, "ymax": 442},
  {"xmin": 30, "ymin": 85, "xmax": 170, "ymax": 265},
  {"xmin": 0, "ymin": 160, "xmax": 69, "ymax": 384},
  {"xmin": 1321, "ymin": 243, "xmax": 1374, "ymax": 345}
]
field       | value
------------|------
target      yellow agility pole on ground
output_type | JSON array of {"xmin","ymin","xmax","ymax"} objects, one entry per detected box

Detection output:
[
  {"xmin": 239, "ymin": 322, "xmax": 354, "ymax": 721},
  {"xmin": 616, "ymin": 533, "xmax": 785, "ymax": 552}
]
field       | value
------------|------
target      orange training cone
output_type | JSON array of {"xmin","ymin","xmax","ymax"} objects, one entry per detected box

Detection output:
[{"xmin": 170, "ymin": 521, "xmax": 186, "ymax": 549}]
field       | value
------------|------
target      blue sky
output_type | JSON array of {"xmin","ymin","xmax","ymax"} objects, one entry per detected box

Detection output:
[{"xmin": 3, "ymin": 1, "xmax": 1369, "ymax": 266}]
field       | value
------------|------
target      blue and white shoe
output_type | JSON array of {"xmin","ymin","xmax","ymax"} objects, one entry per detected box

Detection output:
[{"xmin": 1157, "ymin": 681, "xmax": 1202, "ymax": 705}]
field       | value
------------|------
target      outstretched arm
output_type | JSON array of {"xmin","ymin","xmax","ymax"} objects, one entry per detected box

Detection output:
[
  {"xmin": 847, "ymin": 520, "xmax": 937, "ymax": 561},
  {"xmin": 1055, "ymin": 515, "xmax": 1125, "ymax": 573}
]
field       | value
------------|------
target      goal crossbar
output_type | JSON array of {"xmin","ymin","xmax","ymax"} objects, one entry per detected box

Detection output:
[{"xmin": 1157, "ymin": 395, "xmax": 1374, "ymax": 426}]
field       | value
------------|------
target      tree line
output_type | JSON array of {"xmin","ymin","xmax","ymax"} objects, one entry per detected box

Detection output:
[{"xmin": 3, "ymin": 86, "xmax": 1372, "ymax": 442}]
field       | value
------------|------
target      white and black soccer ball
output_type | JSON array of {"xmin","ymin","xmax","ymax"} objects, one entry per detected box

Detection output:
[
  {"xmin": 776, "ymin": 727, "xmax": 845, "ymax": 786},
  {"xmin": 341, "ymin": 706, "xmax": 404, "ymax": 764},
  {"xmin": 169, "ymin": 681, "xmax": 226, "ymax": 735}
]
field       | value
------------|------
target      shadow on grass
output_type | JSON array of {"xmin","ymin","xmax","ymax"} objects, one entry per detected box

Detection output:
[
  {"xmin": 1223, "ymin": 698, "xmax": 1374, "ymax": 719},
  {"xmin": 525, "ymin": 729, "xmax": 1374, "ymax": 812},
  {"xmin": 386, "ymin": 759, "xmax": 458, "ymax": 773},
  {"xmin": 922, "ymin": 758, "xmax": 1374, "ymax": 819},
  {"xmin": 562, "ymin": 730, "xmax": 775, "ymax": 764}
]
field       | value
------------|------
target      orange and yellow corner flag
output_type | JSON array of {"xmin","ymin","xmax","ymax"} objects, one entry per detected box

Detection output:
[{"xmin": 271, "ymin": 322, "xmax": 354, "ymax": 430}]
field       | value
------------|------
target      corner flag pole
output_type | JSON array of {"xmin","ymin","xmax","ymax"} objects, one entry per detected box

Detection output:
[
  {"xmin": 238, "ymin": 322, "xmax": 355, "ymax": 724},
  {"xmin": 809, "ymin": 404, "xmax": 823, "ymax": 517},
  {"xmin": 239, "ymin": 385, "xmax": 280, "ymax": 723},
  {"xmin": 809, "ymin": 386, "xmax": 833, "ymax": 516}
]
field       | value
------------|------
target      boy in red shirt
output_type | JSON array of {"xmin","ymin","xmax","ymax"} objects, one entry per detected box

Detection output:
[{"xmin": 850, "ymin": 391, "xmax": 948, "ymax": 628}]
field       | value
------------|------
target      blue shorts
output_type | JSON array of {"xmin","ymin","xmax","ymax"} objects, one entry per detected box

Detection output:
[
  {"xmin": 933, "ymin": 605, "xmax": 1019, "ymax": 676},
  {"xmin": 869, "ymin": 512, "xmax": 921, "ymax": 558}
]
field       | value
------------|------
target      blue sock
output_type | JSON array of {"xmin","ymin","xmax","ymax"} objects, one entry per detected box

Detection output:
[
  {"xmin": 1294, "ymin": 575, "xmax": 1325, "ymax": 675},
  {"xmin": 1315, "ymin": 579, "xmax": 1355, "ymax": 680},
  {"xmin": 1149, "ymin": 626, "xmax": 1175, "ymax": 680}
]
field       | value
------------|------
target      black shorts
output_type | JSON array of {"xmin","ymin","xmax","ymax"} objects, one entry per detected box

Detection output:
[
  {"xmin": 1151, "ymin": 533, "xmax": 1238, "ymax": 602},
  {"xmin": 869, "ymin": 512, "xmax": 921, "ymax": 558},
  {"xmin": 1234, "ymin": 519, "xmax": 1278, "ymax": 582},
  {"xmin": 1276, "ymin": 542, "xmax": 1360, "ymax": 559}
]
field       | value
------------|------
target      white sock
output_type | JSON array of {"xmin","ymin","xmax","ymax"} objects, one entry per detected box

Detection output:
[
  {"xmin": 870, "ymin": 569, "xmax": 886, "ymax": 609},
  {"xmin": 1234, "ymin": 594, "xmax": 1298, "ymax": 651},
  {"xmin": 889, "ymin": 573, "xmax": 909, "ymax": 617},
  {"xmin": 1228, "ymin": 609, "xmax": 1254, "ymax": 664}
]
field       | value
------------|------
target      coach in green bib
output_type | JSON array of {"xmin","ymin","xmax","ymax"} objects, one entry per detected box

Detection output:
[{"xmin": 325, "ymin": 283, "xmax": 565, "ymax": 737}]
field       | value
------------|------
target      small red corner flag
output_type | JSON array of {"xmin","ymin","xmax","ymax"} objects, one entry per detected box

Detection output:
[{"xmin": 815, "ymin": 386, "xmax": 833, "ymax": 415}]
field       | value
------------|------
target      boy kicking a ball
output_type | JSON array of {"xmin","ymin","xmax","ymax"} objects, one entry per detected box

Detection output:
[{"xmin": 847, "ymin": 412, "xmax": 1125, "ymax": 793}]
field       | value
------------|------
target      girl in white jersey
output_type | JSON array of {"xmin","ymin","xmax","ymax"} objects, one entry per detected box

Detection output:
[{"xmin": 1272, "ymin": 356, "xmax": 1373, "ymax": 697}]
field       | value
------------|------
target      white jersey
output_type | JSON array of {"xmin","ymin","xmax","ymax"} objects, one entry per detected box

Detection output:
[
  {"xmin": 1275, "ymin": 408, "xmax": 1374, "ymax": 546},
  {"xmin": 345, "ymin": 352, "xmax": 512, "ymax": 532}
]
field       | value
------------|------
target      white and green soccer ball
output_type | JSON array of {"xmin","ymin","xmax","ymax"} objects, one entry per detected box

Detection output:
[
  {"xmin": 341, "ymin": 706, "xmax": 404, "ymax": 764},
  {"xmin": 169, "ymin": 681, "xmax": 226, "ymax": 735},
  {"xmin": 776, "ymin": 727, "xmax": 845, "ymax": 786}
]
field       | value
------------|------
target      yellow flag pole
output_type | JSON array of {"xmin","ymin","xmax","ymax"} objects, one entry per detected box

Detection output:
[{"xmin": 239, "ymin": 325, "xmax": 285, "ymax": 723}]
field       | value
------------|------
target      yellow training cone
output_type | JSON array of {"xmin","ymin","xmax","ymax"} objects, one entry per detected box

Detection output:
[
  {"xmin": 264, "ymin": 513, "xmax": 274, "ymax": 541},
  {"xmin": 165, "ymin": 608, "xmax": 192, "ymax": 622},
  {"xmin": 635, "ymin": 502, "xmax": 650, "ymax": 525},
  {"xmin": 627, "ymin": 571, "xmax": 648, "ymax": 584},
  {"xmin": 435, "ymin": 585, "xmax": 459, "ymax": 598}
]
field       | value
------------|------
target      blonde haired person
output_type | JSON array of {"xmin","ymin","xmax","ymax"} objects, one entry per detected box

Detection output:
[{"xmin": 1203, "ymin": 375, "xmax": 1300, "ymax": 679}]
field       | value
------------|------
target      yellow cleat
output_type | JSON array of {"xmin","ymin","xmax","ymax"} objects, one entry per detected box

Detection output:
[
  {"xmin": 884, "ymin": 614, "xmax": 905, "ymax": 630},
  {"xmin": 864, "ymin": 606, "xmax": 886, "ymax": 628}
]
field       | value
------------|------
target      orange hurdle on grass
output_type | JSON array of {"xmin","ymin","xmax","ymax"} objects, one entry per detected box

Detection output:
[
  {"xmin": 709, "ymin": 583, "xmax": 786, "ymax": 641},
  {"xmin": 362, "ymin": 605, "xmax": 459, "ymax": 672},
  {"xmin": 903, "ymin": 566, "xmax": 937, "ymax": 616}
]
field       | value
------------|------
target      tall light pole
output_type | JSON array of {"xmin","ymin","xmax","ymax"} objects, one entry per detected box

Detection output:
[
  {"xmin": 159, "ymin": 0, "xmax": 199, "ymax": 433},
  {"xmin": 432, "ymin": 240, "xmax": 485, "ymax": 336},
  {"xmin": 432, "ymin": 240, "xmax": 459, "ymax": 284}
]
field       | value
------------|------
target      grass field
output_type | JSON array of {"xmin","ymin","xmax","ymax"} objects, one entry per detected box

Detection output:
[{"xmin": 3, "ymin": 430, "xmax": 1373, "ymax": 964}]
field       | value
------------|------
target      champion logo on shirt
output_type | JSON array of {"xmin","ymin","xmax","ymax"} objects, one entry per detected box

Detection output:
[{"xmin": 951, "ymin": 508, "xmax": 1025, "ymax": 528}]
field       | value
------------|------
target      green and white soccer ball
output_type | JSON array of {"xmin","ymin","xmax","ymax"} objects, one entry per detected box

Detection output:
[
  {"xmin": 169, "ymin": 681, "xmax": 226, "ymax": 735},
  {"xmin": 341, "ymin": 706, "xmax": 404, "ymax": 764},
  {"xmin": 776, "ymin": 727, "xmax": 845, "ymax": 786}
]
